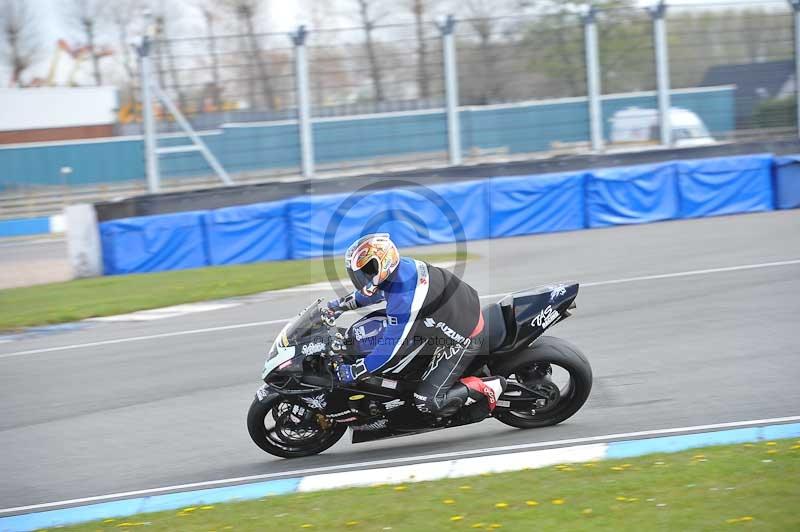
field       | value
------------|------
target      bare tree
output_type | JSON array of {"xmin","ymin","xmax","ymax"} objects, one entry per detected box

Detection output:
[
  {"xmin": 406, "ymin": 0, "xmax": 440, "ymax": 99},
  {"xmin": 354, "ymin": 0, "xmax": 387, "ymax": 102},
  {"xmin": 0, "ymin": 0, "xmax": 39, "ymax": 87},
  {"xmin": 150, "ymin": 6, "xmax": 189, "ymax": 111},
  {"xmin": 224, "ymin": 0, "xmax": 276, "ymax": 110},
  {"xmin": 108, "ymin": 0, "xmax": 144, "ymax": 103},
  {"xmin": 64, "ymin": 0, "xmax": 107, "ymax": 85},
  {"xmin": 194, "ymin": 2, "xmax": 223, "ymax": 110}
]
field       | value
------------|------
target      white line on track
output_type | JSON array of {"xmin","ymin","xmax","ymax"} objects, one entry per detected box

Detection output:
[
  {"xmin": 1, "ymin": 258, "xmax": 798, "ymax": 360},
  {"xmin": 2, "ymin": 414, "xmax": 798, "ymax": 515}
]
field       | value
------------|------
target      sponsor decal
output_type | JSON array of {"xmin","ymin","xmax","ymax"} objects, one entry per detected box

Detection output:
[
  {"xmin": 423, "ymin": 319, "xmax": 470, "ymax": 345},
  {"xmin": 496, "ymin": 399, "xmax": 511, "ymax": 408},
  {"xmin": 301, "ymin": 394, "xmax": 327, "ymax": 410},
  {"xmin": 354, "ymin": 325, "xmax": 366, "ymax": 341},
  {"xmin": 302, "ymin": 341, "xmax": 326, "ymax": 356},
  {"xmin": 421, "ymin": 341, "xmax": 468, "ymax": 380},
  {"xmin": 381, "ymin": 378, "xmax": 398, "ymax": 389},
  {"xmin": 383, "ymin": 399, "xmax": 405, "ymax": 410},
  {"xmin": 531, "ymin": 305, "xmax": 559, "ymax": 329},
  {"xmin": 352, "ymin": 418, "xmax": 389, "ymax": 431},
  {"xmin": 549, "ymin": 284, "xmax": 567, "ymax": 302},
  {"xmin": 255, "ymin": 384, "xmax": 270, "ymax": 401}
]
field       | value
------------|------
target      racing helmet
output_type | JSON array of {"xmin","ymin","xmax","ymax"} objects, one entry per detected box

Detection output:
[{"xmin": 345, "ymin": 233, "xmax": 400, "ymax": 295}]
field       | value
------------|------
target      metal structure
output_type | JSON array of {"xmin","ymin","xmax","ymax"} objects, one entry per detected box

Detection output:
[
  {"xmin": 652, "ymin": 1, "xmax": 672, "ymax": 147},
  {"xmin": 439, "ymin": 15, "xmax": 462, "ymax": 166},
  {"xmin": 583, "ymin": 6, "xmax": 604, "ymax": 152},
  {"xmin": 2, "ymin": 1, "xmax": 796, "ymax": 198},
  {"xmin": 136, "ymin": 34, "xmax": 232, "ymax": 193}
]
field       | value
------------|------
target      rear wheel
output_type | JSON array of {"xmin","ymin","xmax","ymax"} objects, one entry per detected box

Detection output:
[
  {"xmin": 247, "ymin": 396, "xmax": 346, "ymax": 458},
  {"xmin": 491, "ymin": 336, "xmax": 592, "ymax": 429}
]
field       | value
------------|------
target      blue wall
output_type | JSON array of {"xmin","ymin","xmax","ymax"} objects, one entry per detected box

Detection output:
[
  {"xmin": 0, "ymin": 87, "xmax": 734, "ymax": 190},
  {"xmin": 99, "ymin": 152, "xmax": 788, "ymax": 275}
]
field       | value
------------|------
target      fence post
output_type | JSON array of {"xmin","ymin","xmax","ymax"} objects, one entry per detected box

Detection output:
[
  {"xmin": 291, "ymin": 26, "xmax": 315, "ymax": 179},
  {"xmin": 136, "ymin": 34, "xmax": 160, "ymax": 193},
  {"xmin": 792, "ymin": 0, "xmax": 800, "ymax": 138},
  {"xmin": 652, "ymin": 1, "xmax": 672, "ymax": 147},
  {"xmin": 583, "ymin": 6, "xmax": 604, "ymax": 152},
  {"xmin": 439, "ymin": 15, "xmax": 462, "ymax": 166}
]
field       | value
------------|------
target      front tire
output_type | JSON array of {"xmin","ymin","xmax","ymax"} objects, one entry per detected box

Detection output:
[
  {"xmin": 247, "ymin": 396, "xmax": 346, "ymax": 458},
  {"xmin": 490, "ymin": 336, "xmax": 592, "ymax": 429}
]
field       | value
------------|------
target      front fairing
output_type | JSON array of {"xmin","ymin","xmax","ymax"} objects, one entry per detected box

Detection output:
[{"xmin": 261, "ymin": 303, "xmax": 329, "ymax": 380}]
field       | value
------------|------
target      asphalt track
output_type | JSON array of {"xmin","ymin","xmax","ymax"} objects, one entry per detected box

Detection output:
[{"xmin": 1, "ymin": 210, "xmax": 799, "ymax": 511}]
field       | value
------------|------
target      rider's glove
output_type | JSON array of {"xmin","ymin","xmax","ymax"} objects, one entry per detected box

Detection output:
[
  {"xmin": 336, "ymin": 360, "xmax": 368, "ymax": 384},
  {"xmin": 320, "ymin": 305, "xmax": 340, "ymax": 326}
]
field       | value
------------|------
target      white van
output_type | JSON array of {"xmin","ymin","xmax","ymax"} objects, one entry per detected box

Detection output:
[{"xmin": 610, "ymin": 107, "xmax": 716, "ymax": 148}]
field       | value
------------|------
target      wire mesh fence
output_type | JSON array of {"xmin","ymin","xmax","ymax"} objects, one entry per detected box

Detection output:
[{"xmin": 0, "ymin": 0, "xmax": 797, "ymax": 203}]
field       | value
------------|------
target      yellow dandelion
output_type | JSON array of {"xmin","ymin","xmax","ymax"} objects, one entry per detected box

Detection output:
[
  {"xmin": 767, "ymin": 449, "xmax": 778, "ymax": 455},
  {"xmin": 583, "ymin": 462, "xmax": 597, "ymax": 468},
  {"xmin": 525, "ymin": 500, "xmax": 539, "ymax": 506},
  {"xmin": 488, "ymin": 525, "xmax": 503, "ymax": 529},
  {"xmin": 693, "ymin": 455, "xmax": 705, "ymax": 459},
  {"xmin": 582, "ymin": 508, "xmax": 593, "ymax": 515},
  {"xmin": 115, "ymin": 524, "xmax": 135, "ymax": 528},
  {"xmin": 610, "ymin": 466, "xmax": 624, "ymax": 471},
  {"xmin": 790, "ymin": 444, "xmax": 800, "ymax": 450},
  {"xmin": 470, "ymin": 524, "xmax": 485, "ymax": 529},
  {"xmin": 459, "ymin": 485, "xmax": 472, "ymax": 490},
  {"xmin": 552, "ymin": 499, "xmax": 565, "ymax": 505},
  {"xmin": 743, "ymin": 443, "xmax": 754, "ymax": 448},
  {"xmin": 620, "ymin": 464, "xmax": 632, "ymax": 469},
  {"xmin": 345, "ymin": 521, "xmax": 360, "ymax": 527},
  {"xmin": 495, "ymin": 502, "xmax": 509, "ymax": 509},
  {"xmin": 200, "ymin": 505, "xmax": 215, "ymax": 510},
  {"xmin": 104, "ymin": 519, "xmax": 116, "ymax": 523},
  {"xmin": 301, "ymin": 525, "xmax": 313, "ymax": 529},
  {"xmin": 616, "ymin": 496, "xmax": 628, "ymax": 502},
  {"xmin": 627, "ymin": 498, "xmax": 639, "ymax": 503},
  {"xmin": 393, "ymin": 485, "xmax": 407, "ymax": 491},
  {"xmin": 450, "ymin": 515, "xmax": 464, "ymax": 522},
  {"xmin": 443, "ymin": 499, "xmax": 456, "ymax": 505},
  {"xmin": 182, "ymin": 507, "xmax": 197, "ymax": 512},
  {"xmin": 740, "ymin": 517, "xmax": 753, "ymax": 522},
  {"xmin": 766, "ymin": 442, "xmax": 777, "ymax": 446}
]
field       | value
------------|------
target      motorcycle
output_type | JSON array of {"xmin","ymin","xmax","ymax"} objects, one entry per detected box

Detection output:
[{"xmin": 247, "ymin": 283, "xmax": 592, "ymax": 458}]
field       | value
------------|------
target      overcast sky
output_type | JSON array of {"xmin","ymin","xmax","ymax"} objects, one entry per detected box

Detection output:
[{"xmin": 13, "ymin": 0, "xmax": 791, "ymax": 86}]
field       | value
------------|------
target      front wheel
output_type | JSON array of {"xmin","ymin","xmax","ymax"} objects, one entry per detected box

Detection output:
[
  {"xmin": 490, "ymin": 336, "xmax": 592, "ymax": 429},
  {"xmin": 247, "ymin": 396, "xmax": 346, "ymax": 458}
]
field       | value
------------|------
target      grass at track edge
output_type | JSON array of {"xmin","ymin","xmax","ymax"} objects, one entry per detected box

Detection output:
[
  {"xmin": 0, "ymin": 252, "xmax": 472, "ymax": 331},
  {"xmin": 59, "ymin": 438, "xmax": 800, "ymax": 531}
]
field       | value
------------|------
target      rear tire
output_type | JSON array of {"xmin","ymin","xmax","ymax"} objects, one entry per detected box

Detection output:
[
  {"xmin": 247, "ymin": 397, "xmax": 346, "ymax": 458},
  {"xmin": 490, "ymin": 336, "xmax": 592, "ymax": 429}
]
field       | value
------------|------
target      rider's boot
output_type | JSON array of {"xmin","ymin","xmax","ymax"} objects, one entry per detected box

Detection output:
[{"xmin": 459, "ymin": 376, "xmax": 507, "ymax": 412}]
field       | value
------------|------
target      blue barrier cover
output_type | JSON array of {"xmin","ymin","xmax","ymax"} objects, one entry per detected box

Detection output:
[
  {"xmin": 100, "ymin": 211, "xmax": 209, "ymax": 275},
  {"xmin": 0, "ymin": 216, "xmax": 51, "ymax": 238},
  {"xmin": 487, "ymin": 172, "xmax": 586, "ymax": 238},
  {"xmin": 774, "ymin": 155, "xmax": 800, "ymax": 210},
  {"xmin": 204, "ymin": 201, "xmax": 290, "ymax": 265},
  {"xmin": 677, "ymin": 154, "xmax": 774, "ymax": 218},
  {"xmin": 287, "ymin": 190, "xmax": 395, "ymax": 259},
  {"xmin": 586, "ymin": 162, "xmax": 679, "ymax": 228},
  {"xmin": 389, "ymin": 180, "xmax": 490, "ymax": 247}
]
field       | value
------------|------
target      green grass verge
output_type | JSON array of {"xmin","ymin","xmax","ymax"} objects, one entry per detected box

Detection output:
[
  {"xmin": 0, "ymin": 252, "xmax": 470, "ymax": 331},
  {"xmin": 60, "ymin": 439, "xmax": 800, "ymax": 531}
]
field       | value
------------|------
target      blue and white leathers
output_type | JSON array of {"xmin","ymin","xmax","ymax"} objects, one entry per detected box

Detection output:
[{"xmin": 349, "ymin": 257, "xmax": 429, "ymax": 375}]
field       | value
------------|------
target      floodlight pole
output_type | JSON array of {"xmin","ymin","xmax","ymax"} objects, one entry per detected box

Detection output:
[
  {"xmin": 584, "ymin": 6, "xmax": 604, "ymax": 152},
  {"xmin": 791, "ymin": 0, "xmax": 800, "ymax": 138},
  {"xmin": 291, "ymin": 25, "xmax": 315, "ymax": 179},
  {"xmin": 651, "ymin": 1, "xmax": 672, "ymax": 147},
  {"xmin": 439, "ymin": 15, "xmax": 462, "ymax": 166},
  {"xmin": 136, "ymin": 35, "xmax": 160, "ymax": 193}
]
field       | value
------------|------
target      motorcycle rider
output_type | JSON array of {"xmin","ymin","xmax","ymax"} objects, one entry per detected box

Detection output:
[{"xmin": 324, "ymin": 233, "xmax": 506, "ymax": 418}]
